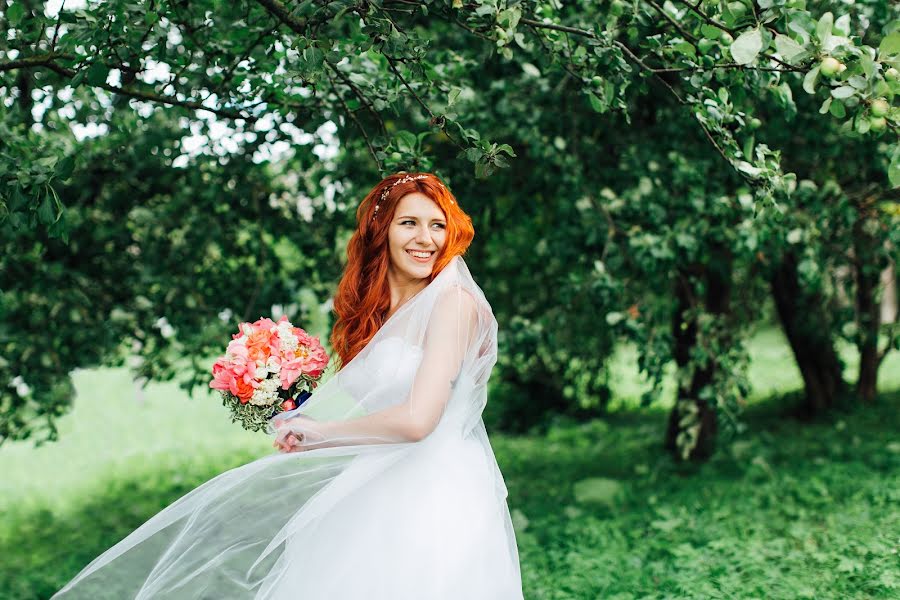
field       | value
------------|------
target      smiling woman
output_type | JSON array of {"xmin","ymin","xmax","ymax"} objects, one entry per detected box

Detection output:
[
  {"xmin": 330, "ymin": 172, "xmax": 475, "ymax": 369},
  {"xmin": 51, "ymin": 172, "xmax": 523, "ymax": 599},
  {"xmin": 386, "ymin": 192, "xmax": 448, "ymax": 311}
]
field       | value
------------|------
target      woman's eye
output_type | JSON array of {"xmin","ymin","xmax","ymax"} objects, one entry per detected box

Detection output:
[{"xmin": 401, "ymin": 220, "xmax": 444, "ymax": 228}]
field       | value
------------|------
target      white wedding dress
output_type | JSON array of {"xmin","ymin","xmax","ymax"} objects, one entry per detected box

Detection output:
[{"xmin": 53, "ymin": 255, "xmax": 524, "ymax": 599}]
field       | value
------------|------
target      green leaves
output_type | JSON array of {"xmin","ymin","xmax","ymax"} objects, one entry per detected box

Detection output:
[
  {"xmin": 462, "ymin": 140, "xmax": 517, "ymax": 179},
  {"xmin": 85, "ymin": 62, "xmax": 109, "ymax": 87},
  {"xmin": 816, "ymin": 12, "xmax": 833, "ymax": 46},
  {"xmin": 774, "ymin": 33, "xmax": 805, "ymax": 63},
  {"xmin": 879, "ymin": 32, "xmax": 900, "ymax": 58},
  {"xmin": 889, "ymin": 147, "xmax": 900, "ymax": 187},
  {"xmin": 730, "ymin": 28, "xmax": 764, "ymax": 65},
  {"xmin": 803, "ymin": 66, "xmax": 820, "ymax": 94},
  {"xmin": 6, "ymin": 2, "xmax": 26, "ymax": 27}
]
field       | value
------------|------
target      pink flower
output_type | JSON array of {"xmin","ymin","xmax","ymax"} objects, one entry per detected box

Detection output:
[
  {"xmin": 281, "ymin": 399, "xmax": 296, "ymax": 411},
  {"xmin": 251, "ymin": 317, "xmax": 277, "ymax": 331},
  {"xmin": 209, "ymin": 360, "xmax": 233, "ymax": 392},
  {"xmin": 300, "ymin": 338, "xmax": 329, "ymax": 377},
  {"xmin": 226, "ymin": 338, "xmax": 248, "ymax": 359},
  {"xmin": 279, "ymin": 358, "xmax": 305, "ymax": 390}
]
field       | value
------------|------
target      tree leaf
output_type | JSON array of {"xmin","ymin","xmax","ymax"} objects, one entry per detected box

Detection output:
[
  {"xmin": 880, "ymin": 32, "xmax": 900, "ymax": 57},
  {"xmin": 394, "ymin": 130, "xmax": 417, "ymax": 153},
  {"xmin": 823, "ymin": 35, "xmax": 852, "ymax": 53},
  {"xmin": 730, "ymin": 28, "xmax": 764, "ymax": 65},
  {"xmin": 774, "ymin": 34, "xmax": 805, "ymax": 63},
  {"xmin": 86, "ymin": 62, "xmax": 109, "ymax": 87},
  {"xmin": 831, "ymin": 86, "xmax": 855, "ymax": 99},
  {"xmin": 889, "ymin": 147, "xmax": 900, "ymax": 187},
  {"xmin": 7, "ymin": 2, "xmax": 25, "ymax": 27},
  {"xmin": 816, "ymin": 12, "xmax": 833, "ymax": 45},
  {"xmin": 834, "ymin": 14, "xmax": 851, "ymax": 36},
  {"xmin": 803, "ymin": 66, "xmax": 820, "ymax": 94},
  {"xmin": 829, "ymin": 98, "xmax": 846, "ymax": 118}
]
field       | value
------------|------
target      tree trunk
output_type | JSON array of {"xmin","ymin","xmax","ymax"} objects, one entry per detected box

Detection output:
[
  {"xmin": 664, "ymin": 259, "xmax": 730, "ymax": 462},
  {"xmin": 854, "ymin": 254, "xmax": 880, "ymax": 403},
  {"xmin": 853, "ymin": 199, "xmax": 884, "ymax": 403},
  {"xmin": 770, "ymin": 252, "xmax": 845, "ymax": 415}
]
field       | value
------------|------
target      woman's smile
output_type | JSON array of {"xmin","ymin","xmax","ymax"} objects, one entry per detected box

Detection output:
[{"xmin": 406, "ymin": 249, "xmax": 435, "ymax": 262}]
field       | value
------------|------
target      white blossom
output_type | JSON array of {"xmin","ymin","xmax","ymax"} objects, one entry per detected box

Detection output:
[{"xmin": 277, "ymin": 321, "xmax": 299, "ymax": 353}]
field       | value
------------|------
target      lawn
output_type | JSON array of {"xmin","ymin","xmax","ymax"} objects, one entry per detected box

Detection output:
[{"xmin": 1, "ymin": 325, "xmax": 898, "ymax": 599}]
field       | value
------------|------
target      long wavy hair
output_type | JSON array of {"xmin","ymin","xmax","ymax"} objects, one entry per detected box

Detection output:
[{"xmin": 330, "ymin": 172, "xmax": 474, "ymax": 369}]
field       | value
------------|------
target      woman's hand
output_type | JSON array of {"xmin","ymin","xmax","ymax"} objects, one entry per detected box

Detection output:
[{"xmin": 273, "ymin": 415, "xmax": 327, "ymax": 453}]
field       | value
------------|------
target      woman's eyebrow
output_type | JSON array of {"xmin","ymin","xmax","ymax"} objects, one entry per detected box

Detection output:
[{"xmin": 396, "ymin": 215, "xmax": 447, "ymax": 221}]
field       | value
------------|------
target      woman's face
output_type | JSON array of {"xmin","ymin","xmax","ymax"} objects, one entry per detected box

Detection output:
[{"xmin": 387, "ymin": 192, "xmax": 447, "ymax": 282}]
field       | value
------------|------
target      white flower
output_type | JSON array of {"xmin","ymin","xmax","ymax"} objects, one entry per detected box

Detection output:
[
  {"xmin": 254, "ymin": 366, "xmax": 269, "ymax": 379},
  {"xmin": 218, "ymin": 308, "xmax": 233, "ymax": 322},
  {"xmin": 249, "ymin": 389, "xmax": 269, "ymax": 406},
  {"xmin": 277, "ymin": 322, "xmax": 299, "ymax": 353},
  {"xmin": 249, "ymin": 384, "xmax": 279, "ymax": 406},
  {"xmin": 266, "ymin": 356, "xmax": 282, "ymax": 373}
]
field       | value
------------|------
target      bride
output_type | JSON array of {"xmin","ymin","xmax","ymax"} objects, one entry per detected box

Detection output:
[{"xmin": 53, "ymin": 172, "xmax": 525, "ymax": 599}]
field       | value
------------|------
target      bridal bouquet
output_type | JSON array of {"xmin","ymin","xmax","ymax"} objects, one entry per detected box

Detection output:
[{"xmin": 209, "ymin": 315, "xmax": 329, "ymax": 432}]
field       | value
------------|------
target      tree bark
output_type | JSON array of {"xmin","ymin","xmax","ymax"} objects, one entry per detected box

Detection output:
[
  {"xmin": 770, "ymin": 252, "xmax": 845, "ymax": 415},
  {"xmin": 664, "ymin": 258, "xmax": 730, "ymax": 462},
  {"xmin": 852, "ymin": 198, "xmax": 884, "ymax": 403}
]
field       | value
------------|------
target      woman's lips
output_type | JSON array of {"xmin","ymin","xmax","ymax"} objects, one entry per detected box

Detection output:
[{"xmin": 406, "ymin": 249, "xmax": 434, "ymax": 263}]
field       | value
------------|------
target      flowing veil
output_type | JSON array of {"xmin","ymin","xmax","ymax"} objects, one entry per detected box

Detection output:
[{"xmin": 52, "ymin": 255, "xmax": 522, "ymax": 599}]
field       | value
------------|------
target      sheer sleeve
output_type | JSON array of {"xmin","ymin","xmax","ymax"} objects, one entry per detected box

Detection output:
[{"xmin": 277, "ymin": 285, "xmax": 479, "ymax": 449}]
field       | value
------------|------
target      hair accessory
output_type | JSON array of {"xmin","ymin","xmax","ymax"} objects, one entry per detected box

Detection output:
[{"xmin": 372, "ymin": 174, "xmax": 453, "ymax": 222}]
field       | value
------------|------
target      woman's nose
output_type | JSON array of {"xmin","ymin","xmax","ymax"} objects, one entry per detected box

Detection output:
[{"xmin": 414, "ymin": 226, "xmax": 432, "ymax": 244}]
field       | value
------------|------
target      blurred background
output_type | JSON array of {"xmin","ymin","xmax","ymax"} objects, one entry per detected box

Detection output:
[{"xmin": 2, "ymin": 1, "xmax": 899, "ymax": 598}]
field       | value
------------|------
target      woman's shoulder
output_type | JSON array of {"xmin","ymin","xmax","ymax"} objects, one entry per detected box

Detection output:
[{"xmin": 431, "ymin": 255, "xmax": 495, "ymax": 320}]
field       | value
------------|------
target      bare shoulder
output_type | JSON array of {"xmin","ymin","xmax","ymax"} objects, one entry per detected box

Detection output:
[{"xmin": 435, "ymin": 283, "xmax": 480, "ymax": 316}]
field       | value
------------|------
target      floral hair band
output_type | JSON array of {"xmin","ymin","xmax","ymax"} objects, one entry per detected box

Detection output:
[{"xmin": 372, "ymin": 174, "xmax": 453, "ymax": 222}]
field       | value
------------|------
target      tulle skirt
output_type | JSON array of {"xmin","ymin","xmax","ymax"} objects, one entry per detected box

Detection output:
[{"xmin": 52, "ymin": 421, "xmax": 523, "ymax": 599}]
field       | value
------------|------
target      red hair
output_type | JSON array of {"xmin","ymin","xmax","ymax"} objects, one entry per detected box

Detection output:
[{"xmin": 330, "ymin": 172, "xmax": 474, "ymax": 369}]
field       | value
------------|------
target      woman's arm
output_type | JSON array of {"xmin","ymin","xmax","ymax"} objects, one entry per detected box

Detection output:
[{"xmin": 276, "ymin": 287, "xmax": 479, "ymax": 452}]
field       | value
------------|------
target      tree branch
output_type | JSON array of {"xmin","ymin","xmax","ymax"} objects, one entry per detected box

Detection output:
[
  {"xmin": 0, "ymin": 56, "xmax": 256, "ymax": 120},
  {"xmin": 253, "ymin": 0, "xmax": 311, "ymax": 34},
  {"xmin": 519, "ymin": 17, "xmax": 745, "ymax": 177},
  {"xmin": 325, "ymin": 65, "xmax": 384, "ymax": 173}
]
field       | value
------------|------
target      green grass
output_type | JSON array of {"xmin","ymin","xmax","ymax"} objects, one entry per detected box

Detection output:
[
  {"xmin": 2, "ymin": 327, "xmax": 899, "ymax": 599},
  {"xmin": 501, "ymin": 392, "xmax": 900, "ymax": 598},
  {"xmin": 606, "ymin": 324, "xmax": 900, "ymax": 411}
]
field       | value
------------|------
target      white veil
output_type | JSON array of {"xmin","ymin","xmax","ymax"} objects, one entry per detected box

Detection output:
[{"xmin": 51, "ymin": 254, "xmax": 516, "ymax": 599}]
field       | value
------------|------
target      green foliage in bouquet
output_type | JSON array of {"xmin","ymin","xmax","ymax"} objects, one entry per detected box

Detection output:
[{"xmin": 218, "ymin": 375, "xmax": 316, "ymax": 434}]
